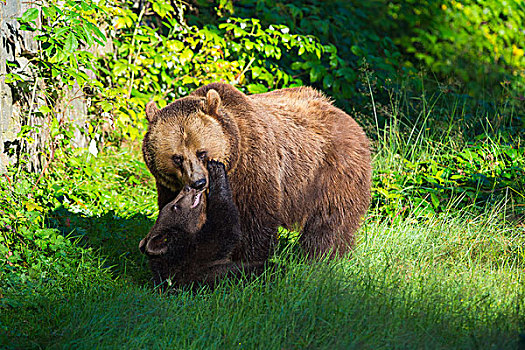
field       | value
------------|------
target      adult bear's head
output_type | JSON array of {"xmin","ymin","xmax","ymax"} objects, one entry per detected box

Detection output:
[{"xmin": 143, "ymin": 86, "xmax": 241, "ymax": 194}]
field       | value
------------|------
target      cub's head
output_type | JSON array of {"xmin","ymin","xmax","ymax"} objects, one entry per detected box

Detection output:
[
  {"xmin": 139, "ymin": 185, "xmax": 206, "ymax": 257},
  {"xmin": 142, "ymin": 89, "xmax": 230, "ymax": 193}
]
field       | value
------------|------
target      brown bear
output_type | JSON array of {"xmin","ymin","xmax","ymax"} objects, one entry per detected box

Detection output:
[
  {"xmin": 143, "ymin": 83, "xmax": 371, "ymax": 263},
  {"xmin": 139, "ymin": 160, "xmax": 263, "ymax": 287}
]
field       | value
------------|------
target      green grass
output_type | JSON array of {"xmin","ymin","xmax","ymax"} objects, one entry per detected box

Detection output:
[
  {"xmin": 2, "ymin": 212, "xmax": 524, "ymax": 349},
  {"xmin": 1, "ymin": 94, "xmax": 524, "ymax": 349}
]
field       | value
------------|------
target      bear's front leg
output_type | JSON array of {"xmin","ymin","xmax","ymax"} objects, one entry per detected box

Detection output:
[
  {"xmin": 196, "ymin": 160, "xmax": 241, "ymax": 261},
  {"xmin": 204, "ymin": 160, "xmax": 240, "ymax": 228}
]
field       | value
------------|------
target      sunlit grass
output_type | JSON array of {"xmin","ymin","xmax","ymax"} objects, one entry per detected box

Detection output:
[{"xmin": 3, "ymin": 210, "xmax": 523, "ymax": 349}]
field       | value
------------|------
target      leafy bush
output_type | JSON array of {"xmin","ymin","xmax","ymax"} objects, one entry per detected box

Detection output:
[
  {"xmin": 97, "ymin": 0, "xmax": 340, "ymax": 136},
  {"xmin": 9, "ymin": 0, "xmax": 106, "ymax": 90},
  {"xmin": 0, "ymin": 172, "xmax": 111, "ymax": 300},
  {"xmin": 374, "ymin": 140, "xmax": 525, "ymax": 218},
  {"xmin": 210, "ymin": 0, "xmax": 405, "ymax": 107},
  {"xmin": 386, "ymin": 0, "xmax": 525, "ymax": 99},
  {"xmin": 218, "ymin": 0, "xmax": 524, "ymax": 103},
  {"xmin": 11, "ymin": 0, "xmax": 524, "ymax": 147},
  {"xmin": 0, "ymin": 144, "xmax": 156, "ymax": 299}
]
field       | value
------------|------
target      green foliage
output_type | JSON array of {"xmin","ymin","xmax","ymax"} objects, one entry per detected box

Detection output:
[
  {"xmin": 2, "ymin": 207, "xmax": 524, "ymax": 348},
  {"xmin": 387, "ymin": 0, "xmax": 525, "ymax": 98},
  {"xmin": 97, "ymin": 0, "xmax": 336, "ymax": 135},
  {"xmin": 369, "ymin": 83, "xmax": 524, "ymax": 218},
  {"xmin": 201, "ymin": 0, "xmax": 404, "ymax": 107},
  {"xmin": 0, "ymin": 144, "xmax": 156, "ymax": 298},
  {"xmin": 7, "ymin": 0, "xmax": 110, "ymax": 173},
  {"xmin": 11, "ymin": 0, "xmax": 106, "ymax": 91},
  {"xmin": 12, "ymin": 0, "xmax": 524, "ymax": 147},
  {"xmin": 2, "ymin": 106, "xmax": 524, "ymax": 349},
  {"xmin": 217, "ymin": 18, "xmax": 322, "ymax": 93},
  {"xmin": 374, "ymin": 143, "xmax": 525, "ymax": 218},
  {"xmin": 0, "ymin": 174, "xmax": 110, "ymax": 300},
  {"xmin": 221, "ymin": 0, "xmax": 524, "ymax": 102}
]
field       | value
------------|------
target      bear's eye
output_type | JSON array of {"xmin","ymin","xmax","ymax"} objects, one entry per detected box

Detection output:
[
  {"xmin": 172, "ymin": 155, "xmax": 183, "ymax": 167},
  {"xmin": 196, "ymin": 150, "xmax": 207, "ymax": 160}
]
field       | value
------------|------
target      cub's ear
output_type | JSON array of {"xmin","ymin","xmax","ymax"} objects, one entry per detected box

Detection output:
[
  {"xmin": 145, "ymin": 101, "xmax": 159, "ymax": 122},
  {"xmin": 139, "ymin": 234, "xmax": 168, "ymax": 256},
  {"xmin": 205, "ymin": 89, "xmax": 221, "ymax": 115}
]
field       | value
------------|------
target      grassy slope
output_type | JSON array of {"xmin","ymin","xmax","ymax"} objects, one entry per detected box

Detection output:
[{"xmin": 2, "ymin": 109, "xmax": 525, "ymax": 349}]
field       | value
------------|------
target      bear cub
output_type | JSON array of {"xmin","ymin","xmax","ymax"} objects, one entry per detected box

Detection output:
[{"xmin": 139, "ymin": 160, "xmax": 261, "ymax": 288}]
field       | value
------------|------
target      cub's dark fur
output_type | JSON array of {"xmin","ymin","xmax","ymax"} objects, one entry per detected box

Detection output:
[{"xmin": 139, "ymin": 160, "xmax": 263, "ymax": 288}]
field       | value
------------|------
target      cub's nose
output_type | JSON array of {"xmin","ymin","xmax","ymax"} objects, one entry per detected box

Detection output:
[{"xmin": 191, "ymin": 178, "xmax": 207, "ymax": 190}]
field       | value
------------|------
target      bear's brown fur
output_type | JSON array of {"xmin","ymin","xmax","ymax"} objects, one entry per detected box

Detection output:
[{"xmin": 143, "ymin": 83, "xmax": 371, "ymax": 262}]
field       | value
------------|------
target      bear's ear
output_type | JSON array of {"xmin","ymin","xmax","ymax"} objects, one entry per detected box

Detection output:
[
  {"xmin": 145, "ymin": 101, "xmax": 159, "ymax": 122},
  {"xmin": 205, "ymin": 89, "xmax": 221, "ymax": 115},
  {"xmin": 139, "ymin": 234, "xmax": 168, "ymax": 256}
]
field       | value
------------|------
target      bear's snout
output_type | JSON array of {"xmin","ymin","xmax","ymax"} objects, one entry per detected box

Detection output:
[{"xmin": 191, "ymin": 178, "xmax": 207, "ymax": 191}]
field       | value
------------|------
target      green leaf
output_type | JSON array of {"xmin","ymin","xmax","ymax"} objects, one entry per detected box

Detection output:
[
  {"xmin": 180, "ymin": 76, "xmax": 193, "ymax": 85},
  {"xmin": 55, "ymin": 27, "xmax": 69, "ymax": 38},
  {"xmin": 263, "ymin": 44, "xmax": 274, "ymax": 57},
  {"xmin": 310, "ymin": 65, "xmax": 323, "ymax": 83},
  {"xmin": 246, "ymin": 84, "xmax": 268, "ymax": 94},
  {"xmin": 153, "ymin": 54, "xmax": 163, "ymax": 68},
  {"xmin": 251, "ymin": 66, "xmax": 261, "ymax": 79},
  {"xmin": 350, "ymin": 45, "xmax": 363, "ymax": 56},
  {"xmin": 80, "ymin": 0, "xmax": 93, "ymax": 11},
  {"xmin": 430, "ymin": 193, "xmax": 440, "ymax": 209},
  {"xmin": 83, "ymin": 22, "xmax": 94, "ymax": 46},
  {"xmin": 290, "ymin": 62, "xmax": 303, "ymax": 70},
  {"xmin": 134, "ymin": 35, "xmax": 150, "ymax": 42},
  {"xmin": 112, "ymin": 61, "xmax": 128, "ymax": 76},
  {"xmin": 64, "ymin": 32, "xmax": 78, "ymax": 53},
  {"xmin": 167, "ymin": 40, "xmax": 184, "ymax": 52},
  {"xmin": 19, "ymin": 23, "xmax": 36, "ymax": 31},
  {"xmin": 98, "ymin": 101, "xmax": 113, "ymax": 112},
  {"xmin": 323, "ymin": 74, "xmax": 334, "ymax": 89},
  {"xmin": 42, "ymin": 6, "xmax": 56, "ymax": 18},
  {"xmin": 5, "ymin": 73, "xmax": 23, "ymax": 83},
  {"xmin": 179, "ymin": 48, "xmax": 193, "ymax": 64},
  {"xmin": 21, "ymin": 8, "xmax": 39, "ymax": 23},
  {"xmin": 152, "ymin": 2, "xmax": 162, "ymax": 16},
  {"xmin": 244, "ymin": 40, "xmax": 254, "ymax": 50},
  {"xmin": 39, "ymin": 105, "xmax": 52, "ymax": 114},
  {"xmin": 85, "ymin": 22, "xmax": 106, "ymax": 44}
]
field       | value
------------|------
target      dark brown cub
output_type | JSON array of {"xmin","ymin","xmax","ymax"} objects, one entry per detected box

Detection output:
[{"xmin": 139, "ymin": 160, "xmax": 264, "ymax": 288}]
